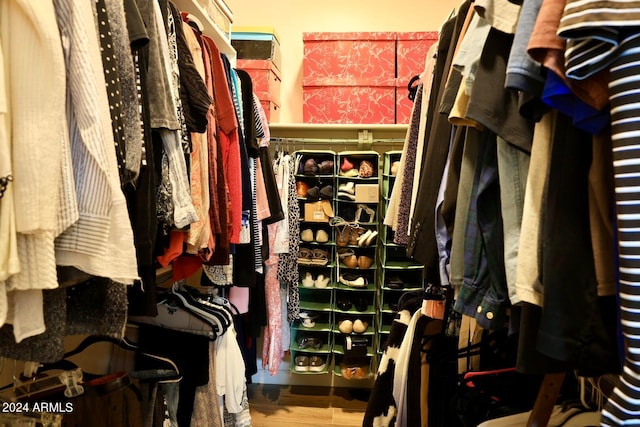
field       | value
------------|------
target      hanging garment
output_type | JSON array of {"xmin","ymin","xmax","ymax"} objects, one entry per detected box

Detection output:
[
  {"xmin": 407, "ymin": 4, "xmax": 467, "ymax": 281},
  {"xmin": 54, "ymin": 0, "xmax": 139, "ymax": 284},
  {"xmin": 95, "ymin": 0, "xmax": 130, "ymax": 185},
  {"xmin": 215, "ymin": 323, "xmax": 247, "ymax": 414},
  {"xmin": 181, "ymin": 19, "xmax": 212, "ymax": 254},
  {"xmin": 104, "ymin": 0, "xmax": 144, "ymax": 183},
  {"xmin": 1, "ymin": 0, "xmax": 69, "ymax": 329},
  {"xmin": 191, "ymin": 341, "xmax": 224, "ymax": 427},
  {"xmin": 363, "ymin": 295, "xmax": 420, "ymax": 427},
  {"xmin": 276, "ymin": 155, "xmax": 301, "ymax": 322},
  {"xmin": 0, "ymin": 42, "xmax": 14, "ymax": 325},
  {"xmin": 262, "ymin": 222, "xmax": 282, "ymax": 375}
]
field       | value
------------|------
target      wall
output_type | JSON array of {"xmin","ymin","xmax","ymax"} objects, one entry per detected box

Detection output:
[{"xmin": 226, "ymin": 0, "xmax": 462, "ymax": 123}]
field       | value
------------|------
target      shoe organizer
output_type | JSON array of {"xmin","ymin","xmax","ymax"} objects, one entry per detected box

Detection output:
[{"xmin": 382, "ymin": 150, "xmax": 402, "ymax": 201}]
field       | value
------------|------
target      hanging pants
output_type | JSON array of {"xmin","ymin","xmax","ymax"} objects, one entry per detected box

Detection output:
[{"xmin": 603, "ymin": 33, "xmax": 640, "ymax": 426}]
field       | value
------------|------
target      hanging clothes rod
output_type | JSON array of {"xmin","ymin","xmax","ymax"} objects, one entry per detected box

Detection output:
[{"xmin": 269, "ymin": 137, "xmax": 406, "ymax": 143}]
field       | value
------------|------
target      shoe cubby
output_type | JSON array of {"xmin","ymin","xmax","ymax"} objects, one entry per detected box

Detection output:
[
  {"xmin": 291, "ymin": 351, "xmax": 332, "ymax": 375},
  {"xmin": 296, "ymin": 286, "xmax": 334, "ymax": 333},
  {"xmin": 382, "ymin": 150, "xmax": 401, "ymax": 202},
  {"xmin": 333, "ymin": 354, "xmax": 374, "ymax": 380}
]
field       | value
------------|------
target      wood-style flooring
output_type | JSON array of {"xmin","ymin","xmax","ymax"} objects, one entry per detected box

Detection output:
[{"xmin": 248, "ymin": 383, "xmax": 370, "ymax": 427}]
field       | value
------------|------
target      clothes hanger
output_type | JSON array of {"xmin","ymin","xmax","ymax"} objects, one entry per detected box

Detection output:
[
  {"xmin": 407, "ymin": 75, "xmax": 421, "ymax": 102},
  {"xmin": 129, "ymin": 298, "xmax": 217, "ymax": 340},
  {"xmin": 60, "ymin": 335, "xmax": 182, "ymax": 383},
  {"xmin": 170, "ymin": 282, "xmax": 229, "ymax": 333},
  {"xmin": 178, "ymin": 284, "xmax": 236, "ymax": 325}
]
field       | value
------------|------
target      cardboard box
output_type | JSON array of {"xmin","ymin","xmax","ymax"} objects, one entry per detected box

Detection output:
[
  {"xmin": 236, "ymin": 59, "xmax": 282, "ymax": 106},
  {"xmin": 355, "ymin": 184, "xmax": 379, "ymax": 203},
  {"xmin": 232, "ymin": 27, "xmax": 282, "ymax": 71},
  {"xmin": 396, "ymin": 32, "xmax": 438, "ymax": 82},
  {"xmin": 304, "ymin": 200, "xmax": 334, "ymax": 223},
  {"xmin": 303, "ymin": 32, "xmax": 396, "ymax": 83},
  {"xmin": 303, "ymin": 81, "xmax": 395, "ymax": 124}
]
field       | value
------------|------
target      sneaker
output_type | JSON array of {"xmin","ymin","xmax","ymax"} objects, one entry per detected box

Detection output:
[
  {"xmin": 298, "ymin": 336, "xmax": 323, "ymax": 350},
  {"xmin": 294, "ymin": 355, "xmax": 310, "ymax": 372},
  {"xmin": 309, "ymin": 356, "xmax": 326, "ymax": 372}
]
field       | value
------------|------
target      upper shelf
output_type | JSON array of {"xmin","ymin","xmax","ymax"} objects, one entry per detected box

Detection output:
[
  {"xmin": 269, "ymin": 123, "xmax": 408, "ymax": 140},
  {"xmin": 172, "ymin": 0, "xmax": 237, "ymax": 65}
]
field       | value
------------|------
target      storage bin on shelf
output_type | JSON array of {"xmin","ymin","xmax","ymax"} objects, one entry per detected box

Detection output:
[
  {"xmin": 195, "ymin": 0, "xmax": 233, "ymax": 39},
  {"xmin": 303, "ymin": 32, "xmax": 396, "ymax": 124},
  {"xmin": 231, "ymin": 26, "xmax": 282, "ymax": 71},
  {"xmin": 235, "ymin": 58, "xmax": 281, "ymax": 123}
]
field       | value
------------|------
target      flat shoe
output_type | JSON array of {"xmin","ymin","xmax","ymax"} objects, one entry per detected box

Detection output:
[
  {"xmin": 353, "ymin": 319, "xmax": 369, "ymax": 333},
  {"xmin": 357, "ymin": 255, "xmax": 374, "ymax": 270},
  {"xmin": 364, "ymin": 230, "xmax": 378, "ymax": 246},
  {"xmin": 298, "ymin": 248, "xmax": 314, "ymax": 265},
  {"xmin": 354, "ymin": 298, "xmax": 369, "ymax": 312},
  {"xmin": 336, "ymin": 226, "xmax": 351, "ymax": 247},
  {"xmin": 320, "ymin": 185, "xmax": 334, "ymax": 199},
  {"xmin": 303, "ymin": 158, "xmax": 319, "ymax": 175},
  {"xmin": 337, "ymin": 191, "xmax": 356, "ymax": 201},
  {"xmin": 339, "ymin": 319, "xmax": 353, "ymax": 334},
  {"xmin": 357, "ymin": 230, "xmax": 372, "ymax": 247},
  {"xmin": 315, "ymin": 229, "xmax": 329, "ymax": 243},
  {"xmin": 306, "ymin": 186, "xmax": 320, "ymax": 201},
  {"xmin": 296, "ymin": 181, "xmax": 309, "ymax": 197},
  {"xmin": 339, "ymin": 169, "xmax": 359, "ymax": 177},
  {"xmin": 301, "ymin": 229, "xmax": 314, "ymax": 242},
  {"xmin": 315, "ymin": 274, "xmax": 329, "ymax": 288},
  {"xmin": 301, "ymin": 272, "xmax": 315, "ymax": 288},
  {"xmin": 318, "ymin": 160, "xmax": 334, "ymax": 174},
  {"xmin": 311, "ymin": 249, "xmax": 329, "ymax": 266},
  {"xmin": 336, "ymin": 298, "xmax": 352, "ymax": 311},
  {"xmin": 338, "ymin": 182, "xmax": 355, "ymax": 194},
  {"xmin": 341, "ymin": 158, "xmax": 354, "ymax": 172}
]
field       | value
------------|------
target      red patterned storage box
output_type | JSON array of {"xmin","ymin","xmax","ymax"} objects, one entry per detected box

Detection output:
[
  {"xmin": 303, "ymin": 32, "xmax": 396, "ymax": 83},
  {"xmin": 236, "ymin": 59, "xmax": 281, "ymax": 107},
  {"xmin": 396, "ymin": 32, "xmax": 438, "ymax": 83},
  {"xmin": 303, "ymin": 32, "xmax": 396, "ymax": 123},
  {"xmin": 303, "ymin": 79, "xmax": 395, "ymax": 124},
  {"xmin": 260, "ymin": 97, "xmax": 280, "ymax": 123}
]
